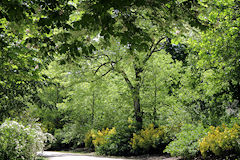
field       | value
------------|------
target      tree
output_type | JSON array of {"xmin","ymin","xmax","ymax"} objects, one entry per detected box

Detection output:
[
  {"xmin": 90, "ymin": 38, "xmax": 168, "ymax": 129},
  {"xmin": 52, "ymin": 0, "xmax": 205, "ymax": 129},
  {"xmin": 1, "ymin": 0, "xmax": 205, "ymax": 127}
]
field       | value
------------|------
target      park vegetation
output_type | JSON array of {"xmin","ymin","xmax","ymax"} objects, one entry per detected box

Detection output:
[{"xmin": 1, "ymin": 0, "xmax": 240, "ymax": 159}]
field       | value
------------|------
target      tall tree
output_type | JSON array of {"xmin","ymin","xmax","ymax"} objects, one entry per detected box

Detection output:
[
  {"xmin": 53, "ymin": 0, "xmax": 205, "ymax": 129},
  {"xmin": 1, "ymin": 0, "xmax": 205, "ymax": 126}
]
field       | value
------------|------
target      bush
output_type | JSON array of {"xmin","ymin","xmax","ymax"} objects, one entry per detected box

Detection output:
[
  {"xmin": 199, "ymin": 124, "xmax": 240, "ymax": 157},
  {"xmin": 84, "ymin": 129, "xmax": 97, "ymax": 149},
  {"xmin": 84, "ymin": 122, "xmax": 168, "ymax": 156},
  {"xmin": 163, "ymin": 122, "xmax": 182, "ymax": 142},
  {"xmin": 54, "ymin": 122, "xmax": 90, "ymax": 149},
  {"xmin": 95, "ymin": 124, "xmax": 135, "ymax": 156},
  {"xmin": 164, "ymin": 123, "xmax": 209, "ymax": 158},
  {"xmin": 0, "ymin": 120, "xmax": 52, "ymax": 160},
  {"xmin": 92, "ymin": 127, "xmax": 117, "ymax": 147},
  {"xmin": 84, "ymin": 118, "xmax": 137, "ymax": 156},
  {"xmin": 130, "ymin": 124, "xmax": 166, "ymax": 154}
]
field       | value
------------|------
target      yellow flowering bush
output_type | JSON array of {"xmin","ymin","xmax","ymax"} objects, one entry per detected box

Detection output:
[
  {"xmin": 92, "ymin": 127, "xmax": 116, "ymax": 147},
  {"xmin": 130, "ymin": 124, "xmax": 166, "ymax": 153},
  {"xmin": 84, "ymin": 120, "xmax": 136, "ymax": 156},
  {"xmin": 199, "ymin": 124, "xmax": 240, "ymax": 157},
  {"xmin": 84, "ymin": 129, "xmax": 97, "ymax": 149},
  {"xmin": 84, "ymin": 127, "xmax": 117, "ymax": 150},
  {"xmin": 94, "ymin": 119, "xmax": 137, "ymax": 156}
]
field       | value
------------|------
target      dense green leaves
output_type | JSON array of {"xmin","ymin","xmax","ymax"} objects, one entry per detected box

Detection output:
[{"xmin": 164, "ymin": 123, "xmax": 209, "ymax": 158}]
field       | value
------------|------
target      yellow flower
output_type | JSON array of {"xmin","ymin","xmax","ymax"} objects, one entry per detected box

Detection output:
[
  {"xmin": 199, "ymin": 123, "xmax": 240, "ymax": 157},
  {"xmin": 130, "ymin": 124, "xmax": 165, "ymax": 151}
]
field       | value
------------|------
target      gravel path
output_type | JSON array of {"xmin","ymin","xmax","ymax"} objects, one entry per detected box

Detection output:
[{"xmin": 39, "ymin": 151, "xmax": 180, "ymax": 160}]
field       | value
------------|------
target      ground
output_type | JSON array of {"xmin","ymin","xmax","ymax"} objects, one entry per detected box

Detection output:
[{"xmin": 39, "ymin": 151, "xmax": 181, "ymax": 160}]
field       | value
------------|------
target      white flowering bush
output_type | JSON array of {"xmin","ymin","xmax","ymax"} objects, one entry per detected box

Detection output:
[{"xmin": 0, "ymin": 120, "xmax": 54, "ymax": 160}]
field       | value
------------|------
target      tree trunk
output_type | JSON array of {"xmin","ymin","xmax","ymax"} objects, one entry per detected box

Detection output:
[
  {"xmin": 133, "ymin": 61, "xmax": 143, "ymax": 129},
  {"xmin": 133, "ymin": 86, "xmax": 143, "ymax": 130},
  {"xmin": 120, "ymin": 70, "xmax": 143, "ymax": 129},
  {"xmin": 153, "ymin": 71, "xmax": 157, "ymax": 124},
  {"xmin": 55, "ymin": 83, "xmax": 59, "ymax": 108},
  {"xmin": 91, "ymin": 91, "xmax": 95, "ymax": 126}
]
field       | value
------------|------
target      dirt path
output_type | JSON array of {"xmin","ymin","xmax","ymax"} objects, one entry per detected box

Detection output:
[
  {"xmin": 39, "ymin": 151, "xmax": 180, "ymax": 160},
  {"xmin": 39, "ymin": 151, "xmax": 133, "ymax": 160}
]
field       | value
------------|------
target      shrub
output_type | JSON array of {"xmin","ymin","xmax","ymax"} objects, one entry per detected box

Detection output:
[
  {"xmin": 163, "ymin": 122, "xmax": 182, "ymax": 142},
  {"xmin": 0, "ymin": 120, "xmax": 52, "ymax": 160},
  {"xmin": 130, "ymin": 124, "xmax": 166, "ymax": 154},
  {"xmin": 92, "ymin": 127, "xmax": 117, "ymax": 147},
  {"xmin": 84, "ymin": 118, "xmax": 136, "ymax": 156},
  {"xmin": 55, "ymin": 122, "xmax": 90, "ymax": 149},
  {"xmin": 84, "ymin": 129, "xmax": 97, "ymax": 149},
  {"xmin": 199, "ymin": 124, "xmax": 240, "ymax": 157},
  {"xmin": 164, "ymin": 123, "xmax": 209, "ymax": 158},
  {"xmin": 95, "ymin": 123, "xmax": 135, "ymax": 156}
]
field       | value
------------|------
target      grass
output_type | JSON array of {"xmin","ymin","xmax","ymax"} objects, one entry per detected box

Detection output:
[{"xmin": 36, "ymin": 156, "xmax": 48, "ymax": 160}]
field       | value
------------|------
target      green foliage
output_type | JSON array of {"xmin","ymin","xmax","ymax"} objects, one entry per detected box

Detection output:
[
  {"xmin": 176, "ymin": 56, "xmax": 232, "ymax": 126},
  {"xmin": 53, "ymin": 121, "xmax": 91, "ymax": 149},
  {"xmin": 199, "ymin": 124, "xmax": 240, "ymax": 157},
  {"xmin": 28, "ymin": 105, "xmax": 64, "ymax": 134},
  {"xmin": 0, "ymin": 0, "xmax": 68, "ymax": 119},
  {"xmin": 0, "ymin": 120, "xmax": 53, "ymax": 160},
  {"xmin": 164, "ymin": 123, "xmax": 209, "ymax": 158},
  {"xmin": 1, "ymin": 1, "xmax": 239, "ymax": 159},
  {"xmin": 188, "ymin": 0, "xmax": 240, "ymax": 123}
]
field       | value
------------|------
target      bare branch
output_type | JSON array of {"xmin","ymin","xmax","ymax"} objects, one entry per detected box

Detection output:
[
  {"xmin": 90, "ymin": 69, "xmax": 112, "ymax": 83},
  {"xmin": 152, "ymin": 46, "xmax": 165, "ymax": 53},
  {"xmin": 101, "ymin": 53, "xmax": 111, "ymax": 61},
  {"xmin": 120, "ymin": 70, "xmax": 134, "ymax": 91},
  {"xmin": 154, "ymin": 36, "xmax": 166, "ymax": 48},
  {"xmin": 143, "ymin": 36, "xmax": 166, "ymax": 64},
  {"xmin": 150, "ymin": 41, "xmax": 154, "ymax": 51},
  {"xmin": 101, "ymin": 69, "xmax": 112, "ymax": 77},
  {"xmin": 94, "ymin": 62, "xmax": 110, "ymax": 74}
]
